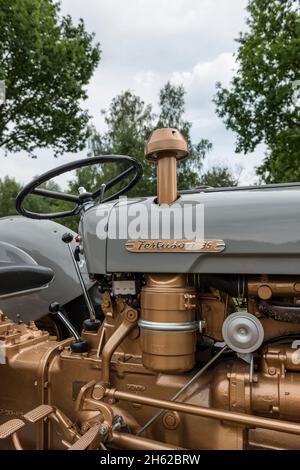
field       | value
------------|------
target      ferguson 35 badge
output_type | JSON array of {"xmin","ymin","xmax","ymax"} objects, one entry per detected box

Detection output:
[{"xmin": 126, "ymin": 239, "xmax": 225, "ymax": 253}]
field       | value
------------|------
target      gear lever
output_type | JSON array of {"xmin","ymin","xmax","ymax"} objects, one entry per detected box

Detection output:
[
  {"xmin": 62, "ymin": 233, "xmax": 100, "ymax": 332},
  {"xmin": 49, "ymin": 302, "xmax": 88, "ymax": 353}
]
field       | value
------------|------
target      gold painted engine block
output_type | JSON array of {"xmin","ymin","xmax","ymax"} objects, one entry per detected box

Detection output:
[{"xmin": 2, "ymin": 274, "xmax": 300, "ymax": 450}]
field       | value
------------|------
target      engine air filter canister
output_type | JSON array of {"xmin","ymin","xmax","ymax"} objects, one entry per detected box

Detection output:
[{"xmin": 139, "ymin": 274, "xmax": 198, "ymax": 373}]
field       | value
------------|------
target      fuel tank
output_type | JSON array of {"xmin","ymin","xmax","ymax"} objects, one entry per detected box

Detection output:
[
  {"xmin": 0, "ymin": 240, "xmax": 54, "ymax": 322},
  {"xmin": 81, "ymin": 185, "xmax": 300, "ymax": 275},
  {"xmin": 0, "ymin": 216, "xmax": 94, "ymax": 322}
]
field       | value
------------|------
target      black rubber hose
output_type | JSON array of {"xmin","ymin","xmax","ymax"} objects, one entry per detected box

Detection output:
[
  {"xmin": 188, "ymin": 274, "xmax": 247, "ymax": 298},
  {"xmin": 258, "ymin": 301, "xmax": 300, "ymax": 324}
]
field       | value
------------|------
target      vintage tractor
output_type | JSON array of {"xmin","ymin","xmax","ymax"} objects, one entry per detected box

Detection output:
[{"xmin": 1, "ymin": 128, "xmax": 300, "ymax": 450}]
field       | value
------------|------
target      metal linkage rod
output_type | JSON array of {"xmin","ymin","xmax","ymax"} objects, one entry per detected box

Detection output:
[
  {"xmin": 110, "ymin": 387, "xmax": 300, "ymax": 437},
  {"xmin": 62, "ymin": 233, "xmax": 96, "ymax": 321},
  {"xmin": 137, "ymin": 345, "xmax": 227, "ymax": 435}
]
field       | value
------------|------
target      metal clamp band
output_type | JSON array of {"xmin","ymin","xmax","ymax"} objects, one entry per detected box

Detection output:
[{"xmin": 138, "ymin": 320, "xmax": 199, "ymax": 332}]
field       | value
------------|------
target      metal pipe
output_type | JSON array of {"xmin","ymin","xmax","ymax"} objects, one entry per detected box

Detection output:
[
  {"xmin": 56, "ymin": 311, "xmax": 81, "ymax": 342},
  {"xmin": 101, "ymin": 314, "xmax": 138, "ymax": 384},
  {"xmin": 137, "ymin": 345, "xmax": 227, "ymax": 435},
  {"xmin": 111, "ymin": 432, "xmax": 184, "ymax": 451},
  {"xmin": 157, "ymin": 154, "xmax": 178, "ymax": 205},
  {"xmin": 259, "ymin": 300, "xmax": 300, "ymax": 324},
  {"xmin": 12, "ymin": 433, "xmax": 23, "ymax": 451},
  {"xmin": 109, "ymin": 389, "xmax": 300, "ymax": 436},
  {"xmin": 145, "ymin": 128, "xmax": 188, "ymax": 205},
  {"xmin": 66, "ymin": 242, "xmax": 96, "ymax": 321}
]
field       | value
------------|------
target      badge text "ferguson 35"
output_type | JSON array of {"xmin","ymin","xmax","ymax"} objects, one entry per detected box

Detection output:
[{"xmin": 125, "ymin": 239, "xmax": 226, "ymax": 253}]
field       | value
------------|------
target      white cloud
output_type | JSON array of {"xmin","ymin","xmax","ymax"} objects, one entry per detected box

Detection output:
[
  {"xmin": 61, "ymin": 0, "xmax": 247, "ymax": 38},
  {"xmin": 134, "ymin": 70, "xmax": 161, "ymax": 90},
  {"xmin": 171, "ymin": 52, "xmax": 236, "ymax": 90}
]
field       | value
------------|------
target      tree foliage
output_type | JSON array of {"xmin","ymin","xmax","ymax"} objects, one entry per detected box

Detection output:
[
  {"xmin": 0, "ymin": 0, "xmax": 100, "ymax": 156},
  {"xmin": 0, "ymin": 176, "xmax": 21, "ymax": 217},
  {"xmin": 69, "ymin": 90, "xmax": 156, "ymax": 197},
  {"xmin": 200, "ymin": 167, "xmax": 238, "ymax": 188},
  {"xmin": 158, "ymin": 82, "xmax": 213, "ymax": 189},
  {"xmin": 214, "ymin": 0, "xmax": 300, "ymax": 183},
  {"xmin": 0, "ymin": 176, "xmax": 77, "ymax": 229}
]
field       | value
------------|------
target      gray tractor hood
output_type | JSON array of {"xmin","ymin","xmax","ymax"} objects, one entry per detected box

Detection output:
[{"xmin": 81, "ymin": 185, "xmax": 300, "ymax": 276}]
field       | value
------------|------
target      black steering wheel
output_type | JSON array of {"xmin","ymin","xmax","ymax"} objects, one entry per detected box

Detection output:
[{"xmin": 16, "ymin": 155, "xmax": 143, "ymax": 220}]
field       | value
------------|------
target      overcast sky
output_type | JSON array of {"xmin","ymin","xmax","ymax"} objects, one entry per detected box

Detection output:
[{"xmin": 1, "ymin": 0, "xmax": 265, "ymax": 187}]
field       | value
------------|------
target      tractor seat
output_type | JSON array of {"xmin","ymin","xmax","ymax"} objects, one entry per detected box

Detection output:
[{"xmin": 0, "ymin": 265, "xmax": 54, "ymax": 297}]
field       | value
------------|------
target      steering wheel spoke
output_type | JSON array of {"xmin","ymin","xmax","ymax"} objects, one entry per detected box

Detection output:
[
  {"xmin": 32, "ymin": 188, "xmax": 80, "ymax": 204},
  {"xmin": 92, "ymin": 165, "xmax": 136, "ymax": 199},
  {"xmin": 16, "ymin": 156, "xmax": 143, "ymax": 220}
]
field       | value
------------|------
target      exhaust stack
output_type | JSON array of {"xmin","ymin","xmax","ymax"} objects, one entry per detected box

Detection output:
[{"xmin": 144, "ymin": 128, "xmax": 189, "ymax": 205}]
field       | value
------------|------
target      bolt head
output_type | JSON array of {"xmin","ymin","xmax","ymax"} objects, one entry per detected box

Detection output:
[
  {"xmin": 62, "ymin": 232, "xmax": 73, "ymax": 244},
  {"xmin": 99, "ymin": 424, "xmax": 109, "ymax": 435}
]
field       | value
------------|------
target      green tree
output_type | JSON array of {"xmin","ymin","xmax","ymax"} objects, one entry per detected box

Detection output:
[
  {"xmin": 0, "ymin": 0, "xmax": 100, "ymax": 157},
  {"xmin": 158, "ymin": 81, "xmax": 213, "ymax": 189},
  {"xmin": 200, "ymin": 167, "xmax": 238, "ymax": 188},
  {"xmin": 0, "ymin": 176, "xmax": 21, "ymax": 217},
  {"xmin": 97, "ymin": 90, "xmax": 156, "ymax": 196},
  {"xmin": 0, "ymin": 176, "xmax": 78, "ymax": 230},
  {"xmin": 70, "ymin": 90, "xmax": 156, "ymax": 197},
  {"xmin": 25, "ymin": 180, "xmax": 77, "ymax": 229},
  {"xmin": 214, "ymin": 0, "xmax": 300, "ymax": 183}
]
